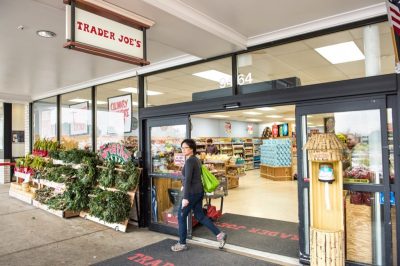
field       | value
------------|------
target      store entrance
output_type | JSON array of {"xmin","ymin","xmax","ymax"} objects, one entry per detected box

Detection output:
[{"xmin": 190, "ymin": 105, "xmax": 299, "ymax": 258}]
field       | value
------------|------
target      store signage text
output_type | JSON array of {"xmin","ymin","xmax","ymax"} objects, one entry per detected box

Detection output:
[
  {"xmin": 76, "ymin": 21, "xmax": 142, "ymax": 48},
  {"xmin": 100, "ymin": 143, "xmax": 132, "ymax": 163},
  {"xmin": 215, "ymin": 221, "xmax": 299, "ymax": 241},
  {"xmin": 108, "ymin": 94, "xmax": 132, "ymax": 133},
  {"xmin": 220, "ymin": 73, "xmax": 253, "ymax": 88},
  {"xmin": 127, "ymin": 253, "xmax": 174, "ymax": 266},
  {"xmin": 64, "ymin": 0, "xmax": 152, "ymax": 65}
]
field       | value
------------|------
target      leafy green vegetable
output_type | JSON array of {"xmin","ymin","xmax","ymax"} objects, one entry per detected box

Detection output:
[
  {"xmin": 115, "ymin": 161, "xmax": 140, "ymax": 192},
  {"xmin": 88, "ymin": 190, "xmax": 131, "ymax": 223},
  {"xmin": 98, "ymin": 161, "xmax": 116, "ymax": 188}
]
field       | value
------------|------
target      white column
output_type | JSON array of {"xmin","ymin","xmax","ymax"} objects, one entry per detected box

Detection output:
[
  {"xmin": 363, "ymin": 25, "xmax": 381, "ymax": 77},
  {"xmin": 24, "ymin": 104, "xmax": 30, "ymax": 155}
]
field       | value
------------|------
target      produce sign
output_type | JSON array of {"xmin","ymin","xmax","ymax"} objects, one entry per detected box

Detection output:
[
  {"xmin": 100, "ymin": 143, "xmax": 132, "ymax": 163},
  {"xmin": 69, "ymin": 102, "xmax": 89, "ymax": 136},
  {"xmin": 173, "ymin": 153, "xmax": 185, "ymax": 167},
  {"xmin": 108, "ymin": 94, "xmax": 132, "ymax": 133}
]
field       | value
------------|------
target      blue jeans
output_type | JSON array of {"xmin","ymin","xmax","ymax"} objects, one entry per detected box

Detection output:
[{"xmin": 178, "ymin": 192, "xmax": 220, "ymax": 244}]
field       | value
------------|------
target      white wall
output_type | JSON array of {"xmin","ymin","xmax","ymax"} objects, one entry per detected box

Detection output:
[{"xmin": 191, "ymin": 117, "xmax": 260, "ymax": 138}]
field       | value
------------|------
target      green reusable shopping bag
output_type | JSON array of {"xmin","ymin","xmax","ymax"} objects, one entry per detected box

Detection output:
[{"xmin": 201, "ymin": 165, "xmax": 220, "ymax": 193}]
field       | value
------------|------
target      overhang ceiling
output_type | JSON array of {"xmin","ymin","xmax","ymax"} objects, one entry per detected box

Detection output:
[{"xmin": 0, "ymin": 0, "xmax": 387, "ymax": 102}]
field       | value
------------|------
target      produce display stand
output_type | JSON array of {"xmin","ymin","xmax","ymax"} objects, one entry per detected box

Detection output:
[
  {"xmin": 32, "ymin": 200, "xmax": 79, "ymax": 218},
  {"xmin": 9, "ymin": 182, "xmax": 35, "ymax": 204},
  {"xmin": 260, "ymin": 164, "xmax": 292, "ymax": 181},
  {"xmin": 79, "ymin": 166, "xmax": 142, "ymax": 233},
  {"xmin": 80, "ymin": 186, "xmax": 138, "ymax": 232},
  {"xmin": 225, "ymin": 164, "xmax": 245, "ymax": 189},
  {"xmin": 305, "ymin": 133, "xmax": 346, "ymax": 266}
]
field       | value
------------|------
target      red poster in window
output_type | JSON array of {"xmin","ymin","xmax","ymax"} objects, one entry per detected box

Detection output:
[{"xmin": 272, "ymin": 124, "xmax": 279, "ymax": 138}]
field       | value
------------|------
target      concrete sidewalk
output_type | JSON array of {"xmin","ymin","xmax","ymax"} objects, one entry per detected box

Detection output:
[{"xmin": 0, "ymin": 184, "xmax": 169, "ymax": 266}]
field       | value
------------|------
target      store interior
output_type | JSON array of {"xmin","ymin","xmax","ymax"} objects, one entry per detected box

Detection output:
[{"xmin": 191, "ymin": 105, "xmax": 300, "ymax": 223}]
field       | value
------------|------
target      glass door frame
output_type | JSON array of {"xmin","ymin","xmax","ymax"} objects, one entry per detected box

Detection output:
[
  {"xmin": 144, "ymin": 115, "xmax": 191, "ymax": 235},
  {"xmin": 295, "ymin": 95, "xmax": 393, "ymax": 266}
]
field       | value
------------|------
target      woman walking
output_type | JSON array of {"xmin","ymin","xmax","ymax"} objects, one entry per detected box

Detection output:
[{"xmin": 171, "ymin": 139, "xmax": 227, "ymax": 252}]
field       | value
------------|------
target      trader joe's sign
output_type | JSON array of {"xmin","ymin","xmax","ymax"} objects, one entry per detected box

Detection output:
[
  {"xmin": 108, "ymin": 94, "xmax": 132, "ymax": 133},
  {"xmin": 64, "ymin": 0, "xmax": 153, "ymax": 65},
  {"xmin": 100, "ymin": 143, "xmax": 132, "ymax": 163}
]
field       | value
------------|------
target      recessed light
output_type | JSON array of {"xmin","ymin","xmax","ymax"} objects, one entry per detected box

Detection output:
[
  {"xmin": 36, "ymin": 30, "xmax": 56, "ymax": 38},
  {"xmin": 307, "ymin": 122, "xmax": 313, "ymax": 125},
  {"xmin": 193, "ymin": 70, "xmax": 232, "ymax": 83},
  {"xmin": 256, "ymin": 107, "xmax": 275, "ymax": 111},
  {"xmin": 266, "ymin": 115, "xmax": 282, "ymax": 118},
  {"xmin": 119, "ymin": 87, "xmax": 163, "ymax": 95},
  {"xmin": 315, "ymin": 41, "xmax": 364, "ymax": 64},
  {"xmin": 284, "ymin": 118, "xmax": 296, "ymax": 121},
  {"xmin": 243, "ymin": 111, "xmax": 262, "ymax": 115},
  {"xmin": 132, "ymin": 101, "xmax": 138, "ymax": 106},
  {"xmin": 211, "ymin": 115, "xmax": 229, "ymax": 118},
  {"xmin": 246, "ymin": 118, "xmax": 262, "ymax": 122}
]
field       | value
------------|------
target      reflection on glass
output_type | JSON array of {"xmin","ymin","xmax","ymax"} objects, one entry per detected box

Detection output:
[
  {"xmin": 151, "ymin": 125, "xmax": 185, "ymax": 175},
  {"xmin": 61, "ymin": 89, "xmax": 92, "ymax": 150},
  {"xmin": 345, "ymin": 190, "xmax": 384, "ymax": 265},
  {"xmin": 33, "ymin": 97, "xmax": 57, "ymax": 141},
  {"xmin": 96, "ymin": 78, "xmax": 138, "ymax": 152},
  {"xmin": 388, "ymin": 109, "xmax": 394, "ymax": 184},
  {"xmin": 392, "ymin": 197, "xmax": 397, "ymax": 265},
  {"xmin": 150, "ymin": 124, "xmax": 186, "ymax": 228},
  {"xmin": 305, "ymin": 110, "xmax": 382, "ymax": 185}
]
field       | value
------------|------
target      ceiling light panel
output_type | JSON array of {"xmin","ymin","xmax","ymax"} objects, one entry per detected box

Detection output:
[
  {"xmin": 119, "ymin": 87, "xmax": 163, "ymax": 95},
  {"xmin": 192, "ymin": 70, "xmax": 232, "ymax": 83},
  {"xmin": 256, "ymin": 107, "xmax": 276, "ymax": 111},
  {"xmin": 266, "ymin": 115, "xmax": 283, "ymax": 118},
  {"xmin": 243, "ymin": 111, "xmax": 262, "ymax": 115},
  {"xmin": 315, "ymin": 41, "xmax": 365, "ymax": 64}
]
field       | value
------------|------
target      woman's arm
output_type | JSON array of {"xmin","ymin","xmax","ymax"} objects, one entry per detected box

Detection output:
[{"xmin": 183, "ymin": 157, "xmax": 195, "ymax": 200}]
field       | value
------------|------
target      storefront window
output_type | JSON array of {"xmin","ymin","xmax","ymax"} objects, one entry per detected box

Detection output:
[
  {"xmin": 388, "ymin": 109, "xmax": 394, "ymax": 184},
  {"xmin": 304, "ymin": 109, "xmax": 383, "ymax": 185},
  {"xmin": 96, "ymin": 77, "xmax": 138, "ymax": 152},
  {"xmin": 145, "ymin": 57, "xmax": 232, "ymax": 106},
  {"xmin": 60, "ymin": 88, "xmax": 92, "ymax": 150},
  {"xmin": 345, "ymin": 190, "xmax": 385, "ymax": 265},
  {"xmin": 237, "ymin": 22, "xmax": 394, "ymax": 94},
  {"xmin": 32, "ymin": 97, "xmax": 57, "ymax": 141},
  {"xmin": 150, "ymin": 124, "xmax": 186, "ymax": 228}
]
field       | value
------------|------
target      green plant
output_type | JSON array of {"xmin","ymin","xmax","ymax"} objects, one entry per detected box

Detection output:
[
  {"xmin": 88, "ymin": 190, "xmax": 131, "ymax": 223},
  {"xmin": 30, "ymin": 156, "xmax": 46, "ymax": 171},
  {"xmin": 98, "ymin": 161, "xmax": 116, "ymax": 188},
  {"xmin": 34, "ymin": 187, "xmax": 54, "ymax": 204},
  {"xmin": 63, "ymin": 180, "xmax": 92, "ymax": 211},
  {"xmin": 47, "ymin": 194, "xmax": 66, "ymax": 210},
  {"xmin": 115, "ymin": 161, "xmax": 140, "ymax": 192}
]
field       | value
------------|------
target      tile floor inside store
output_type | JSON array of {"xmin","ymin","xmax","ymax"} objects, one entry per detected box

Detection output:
[{"xmin": 223, "ymin": 169, "xmax": 298, "ymax": 223}]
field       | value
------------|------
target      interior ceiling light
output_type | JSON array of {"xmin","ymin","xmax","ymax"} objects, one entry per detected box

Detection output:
[
  {"xmin": 192, "ymin": 70, "xmax": 232, "ymax": 83},
  {"xmin": 246, "ymin": 118, "xmax": 262, "ymax": 122},
  {"xmin": 119, "ymin": 87, "xmax": 163, "ymax": 96},
  {"xmin": 266, "ymin": 115, "xmax": 283, "ymax": 118},
  {"xmin": 284, "ymin": 118, "xmax": 296, "ymax": 121},
  {"xmin": 132, "ymin": 101, "xmax": 138, "ymax": 106},
  {"xmin": 256, "ymin": 107, "xmax": 275, "ymax": 111},
  {"xmin": 243, "ymin": 111, "xmax": 261, "ymax": 115},
  {"xmin": 69, "ymin": 98, "xmax": 106, "ymax": 105},
  {"xmin": 36, "ymin": 30, "xmax": 56, "ymax": 38},
  {"xmin": 315, "ymin": 41, "xmax": 365, "ymax": 64},
  {"xmin": 211, "ymin": 115, "xmax": 229, "ymax": 118}
]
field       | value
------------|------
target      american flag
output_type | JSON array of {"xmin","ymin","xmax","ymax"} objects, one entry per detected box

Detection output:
[{"xmin": 387, "ymin": 0, "xmax": 400, "ymax": 36}]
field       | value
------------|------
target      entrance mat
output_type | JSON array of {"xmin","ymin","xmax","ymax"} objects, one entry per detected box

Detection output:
[
  {"xmin": 192, "ymin": 213, "xmax": 299, "ymax": 258},
  {"xmin": 93, "ymin": 238, "xmax": 276, "ymax": 266}
]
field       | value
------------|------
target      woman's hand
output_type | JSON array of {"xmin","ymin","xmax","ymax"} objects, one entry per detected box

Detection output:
[{"xmin": 182, "ymin": 199, "xmax": 189, "ymax": 208}]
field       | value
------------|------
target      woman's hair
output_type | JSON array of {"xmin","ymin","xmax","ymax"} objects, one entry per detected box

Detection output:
[
  {"xmin": 181, "ymin": 138, "xmax": 197, "ymax": 153},
  {"xmin": 206, "ymin": 138, "xmax": 213, "ymax": 143}
]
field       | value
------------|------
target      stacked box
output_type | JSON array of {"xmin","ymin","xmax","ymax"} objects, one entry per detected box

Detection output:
[{"xmin": 260, "ymin": 139, "xmax": 292, "ymax": 167}]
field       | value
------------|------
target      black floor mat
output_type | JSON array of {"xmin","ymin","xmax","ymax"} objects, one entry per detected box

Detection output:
[
  {"xmin": 192, "ymin": 213, "xmax": 299, "ymax": 258},
  {"xmin": 93, "ymin": 238, "xmax": 277, "ymax": 266}
]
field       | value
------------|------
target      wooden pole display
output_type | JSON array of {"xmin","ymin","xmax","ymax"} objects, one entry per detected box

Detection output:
[{"xmin": 304, "ymin": 133, "xmax": 346, "ymax": 266}]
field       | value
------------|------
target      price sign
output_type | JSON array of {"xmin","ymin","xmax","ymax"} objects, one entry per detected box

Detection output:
[{"xmin": 174, "ymin": 153, "xmax": 185, "ymax": 167}]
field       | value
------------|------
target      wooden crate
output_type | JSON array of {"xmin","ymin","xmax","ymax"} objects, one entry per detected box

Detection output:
[
  {"xmin": 33, "ymin": 200, "xmax": 79, "ymax": 218},
  {"xmin": 9, "ymin": 183, "xmax": 35, "ymax": 204},
  {"xmin": 227, "ymin": 175, "xmax": 239, "ymax": 189},
  {"xmin": 80, "ymin": 211, "xmax": 128, "ymax": 232},
  {"xmin": 345, "ymin": 197, "xmax": 372, "ymax": 264},
  {"xmin": 260, "ymin": 164, "xmax": 292, "ymax": 181}
]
